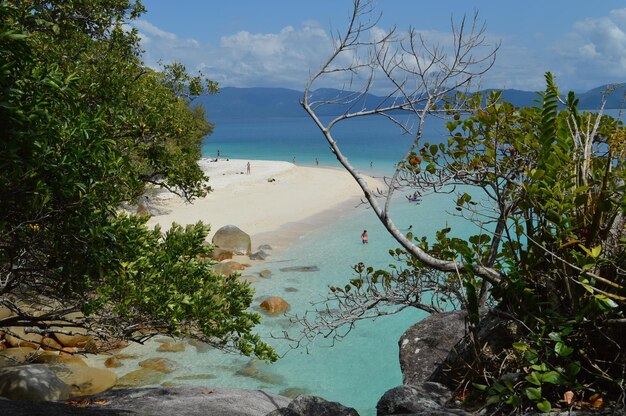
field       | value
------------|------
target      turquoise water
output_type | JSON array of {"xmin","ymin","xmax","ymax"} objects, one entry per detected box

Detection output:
[
  {"xmin": 202, "ymin": 115, "xmax": 451, "ymax": 176},
  {"xmin": 116, "ymin": 115, "xmax": 479, "ymax": 415}
]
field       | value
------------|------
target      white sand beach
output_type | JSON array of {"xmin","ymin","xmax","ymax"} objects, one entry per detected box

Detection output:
[{"xmin": 146, "ymin": 159, "xmax": 379, "ymax": 250}]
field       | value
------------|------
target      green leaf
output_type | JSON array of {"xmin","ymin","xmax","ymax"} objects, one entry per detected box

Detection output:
[
  {"xmin": 512, "ymin": 342, "xmax": 529, "ymax": 351},
  {"xmin": 555, "ymin": 341, "xmax": 574, "ymax": 357},
  {"xmin": 537, "ymin": 399, "xmax": 552, "ymax": 412},
  {"xmin": 525, "ymin": 386, "xmax": 542, "ymax": 401},
  {"xmin": 525, "ymin": 371, "xmax": 541, "ymax": 386},
  {"xmin": 541, "ymin": 371, "xmax": 564, "ymax": 384}
]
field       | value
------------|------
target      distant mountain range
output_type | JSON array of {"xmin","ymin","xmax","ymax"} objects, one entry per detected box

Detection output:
[{"xmin": 194, "ymin": 84, "xmax": 626, "ymax": 119}]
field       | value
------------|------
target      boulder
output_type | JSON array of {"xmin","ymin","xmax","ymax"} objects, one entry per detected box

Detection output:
[
  {"xmin": 31, "ymin": 352, "xmax": 87, "ymax": 367},
  {"xmin": 138, "ymin": 357, "xmax": 177, "ymax": 374},
  {"xmin": 213, "ymin": 261, "xmax": 248, "ymax": 277},
  {"xmin": 268, "ymin": 395, "xmax": 359, "ymax": 416},
  {"xmin": 212, "ymin": 225, "xmax": 252, "ymax": 255},
  {"xmin": 52, "ymin": 327, "xmax": 92, "ymax": 348},
  {"xmin": 259, "ymin": 296, "xmax": 290, "ymax": 315},
  {"xmin": 156, "ymin": 341, "xmax": 185, "ymax": 353},
  {"xmin": 41, "ymin": 336, "xmax": 63, "ymax": 351},
  {"xmin": 0, "ymin": 347, "xmax": 36, "ymax": 366},
  {"xmin": 4, "ymin": 326, "xmax": 43, "ymax": 349},
  {"xmin": 258, "ymin": 244, "xmax": 273, "ymax": 251},
  {"xmin": 0, "ymin": 306, "xmax": 14, "ymax": 320},
  {"xmin": 399, "ymin": 311, "xmax": 467, "ymax": 385},
  {"xmin": 376, "ymin": 383, "xmax": 468, "ymax": 416},
  {"xmin": 211, "ymin": 248, "xmax": 233, "ymax": 262},
  {"xmin": 249, "ymin": 250, "xmax": 269, "ymax": 260},
  {"xmin": 50, "ymin": 364, "xmax": 116, "ymax": 397},
  {"xmin": 0, "ymin": 386, "xmax": 291, "ymax": 416},
  {"xmin": 0, "ymin": 364, "xmax": 69, "ymax": 401}
]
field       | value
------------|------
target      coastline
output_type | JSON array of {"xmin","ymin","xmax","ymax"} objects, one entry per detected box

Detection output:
[{"xmin": 146, "ymin": 158, "xmax": 379, "ymax": 253}]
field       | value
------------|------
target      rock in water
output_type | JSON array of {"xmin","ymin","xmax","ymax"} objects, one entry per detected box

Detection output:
[
  {"xmin": 249, "ymin": 250, "xmax": 269, "ymax": 260},
  {"xmin": 212, "ymin": 225, "xmax": 251, "ymax": 255},
  {"xmin": 279, "ymin": 266, "xmax": 319, "ymax": 272},
  {"xmin": 399, "ymin": 310, "xmax": 467, "ymax": 385},
  {"xmin": 259, "ymin": 296, "xmax": 290, "ymax": 315},
  {"xmin": 139, "ymin": 357, "xmax": 177, "ymax": 374}
]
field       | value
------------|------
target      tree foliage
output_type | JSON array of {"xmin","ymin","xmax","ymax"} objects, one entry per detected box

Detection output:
[
  {"xmin": 299, "ymin": 0, "xmax": 625, "ymax": 411},
  {"xmin": 0, "ymin": 0, "xmax": 275, "ymax": 360}
]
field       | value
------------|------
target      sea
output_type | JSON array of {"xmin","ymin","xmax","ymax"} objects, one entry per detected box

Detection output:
[{"xmin": 112, "ymin": 110, "xmax": 620, "ymax": 415}]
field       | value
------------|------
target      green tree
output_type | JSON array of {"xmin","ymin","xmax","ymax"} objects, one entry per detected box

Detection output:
[
  {"xmin": 0, "ymin": 0, "xmax": 275, "ymax": 360},
  {"xmin": 299, "ymin": 0, "xmax": 625, "ymax": 410}
]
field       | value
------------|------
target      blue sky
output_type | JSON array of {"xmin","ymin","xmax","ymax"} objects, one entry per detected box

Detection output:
[{"xmin": 136, "ymin": 1, "xmax": 626, "ymax": 92}]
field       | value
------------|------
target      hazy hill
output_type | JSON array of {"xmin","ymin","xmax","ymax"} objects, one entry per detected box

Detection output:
[{"xmin": 195, "ymin": 84, "xmax": 626, "ymax": 119}]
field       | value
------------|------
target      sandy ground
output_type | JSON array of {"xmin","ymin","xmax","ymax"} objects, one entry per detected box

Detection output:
[{"xmin": 145, "ymin": 159, "xmax": 378, "ymax": 251}]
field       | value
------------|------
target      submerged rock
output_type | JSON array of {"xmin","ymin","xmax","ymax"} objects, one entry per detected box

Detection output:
[
  {"xmin": 116, "ymin": 368, "xmax": 166, "ymax": 388},
  {"xmin": 156, "ymin": 341, "xmax": 185, "ymax": 353},
  {"xmin": 284, "ymin": 287, "xmax": 298, "ymax": 293},
  {"xmin": 236, "ymin": 359, "xmax": 285, "ymax": 385},
  {"xmin": 212, "ymin": 225, "xmax": 252, "ymax": 255},
  {"xmin": 279, "ymin": 266, "xmax": 319, "ymax": 273},
  {"xmin": 249, "ymin": 250, "xmax": 269, "ymax": 260},
  {"xmin": 259, "ymin": 296, "xmax": 290, "ymax": 315},
  {"xmin": 259, "ymin": 269, "xmax": 272, "ymax": 278},
  {"xmin": 138, "ymin": 357, "xmax": 177, "ymax": 374}
]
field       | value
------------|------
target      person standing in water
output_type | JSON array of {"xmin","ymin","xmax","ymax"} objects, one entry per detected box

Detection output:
[{"xmin": 361, "ymin": 230, "xmax": 369, "ymax": 244}]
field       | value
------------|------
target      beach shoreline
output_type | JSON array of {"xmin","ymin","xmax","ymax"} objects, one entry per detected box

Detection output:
[{"xmin": 145, "ymin": 158, "xmax": 378, "ymax": 254}]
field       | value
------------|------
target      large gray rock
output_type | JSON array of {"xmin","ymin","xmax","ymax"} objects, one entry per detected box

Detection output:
[
  {"xmin": 376, "ymin": 383, "xmax": 468, "ymax": 416},
  {"xmin": 0, "ymin": 364, "xmax": 70, "ymax": 401},
  {"xmin": 268, "ymin": 394, "xmax": 359, "ymax": 416},
  {"xmin": 0, "ymin": 386, "xmax": 291, "ymax": 415},
  {"xmin": 212, "ymin": 225, "xmax": 252, "ymax": 255},
  {"xmin": 399, "ymin": 311, "xmax": 468, "ymax": 385}
]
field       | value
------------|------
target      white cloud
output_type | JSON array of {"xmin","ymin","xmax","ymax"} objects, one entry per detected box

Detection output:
[
  {"xmin": 133, "ymin": 19, "xmax": 334, "ymax": 89},
  {"xmin": 548, "ymin": 8, "xmax": 626, "ymax": 91},
  {"xmin": 133, "ymin": 8, "xmax": 626, "ymax": 94}
]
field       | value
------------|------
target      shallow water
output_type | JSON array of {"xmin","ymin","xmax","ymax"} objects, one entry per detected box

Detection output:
[
  {"xmin": 99, "ymin": 187, "xmax": 477, "ymax": 415},
  {"xmin": 96, "ymin": 115, "xmax": 490, "ymax": 415}
]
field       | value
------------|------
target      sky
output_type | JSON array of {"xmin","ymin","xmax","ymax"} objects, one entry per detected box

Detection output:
[{"xmin": 134, "ymin": 0, "xmax": 626, "ymax": 93}]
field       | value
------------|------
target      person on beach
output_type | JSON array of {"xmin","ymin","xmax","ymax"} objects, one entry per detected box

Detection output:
[
  {"xmin": 217, "ymin": 149, "xmax": 220, "ymax": 159},
  {"xmin": 246, "ymin": 161, "xmax": 251, "ymax": 174},
  {"xmin": 315, "ymin": 158, "xmax": 319, "ymax": 166},
  {"xmin": 361, "ymin": 230, "xmax": 369, "ymax": 244}
]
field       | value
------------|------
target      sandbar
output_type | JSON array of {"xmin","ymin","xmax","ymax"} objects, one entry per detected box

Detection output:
[{"xmin": 145, "ymin": 159, "xmax": 379, "ymax": 251}]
